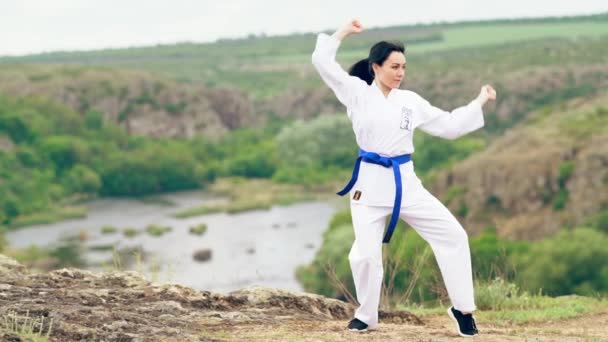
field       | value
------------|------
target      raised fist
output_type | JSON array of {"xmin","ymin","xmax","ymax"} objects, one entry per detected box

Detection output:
[
  {"xmin": 477, "ymin": 85, "xmax": 497, "ymax": 105},
  {"xmin": 341, "ymin": 19, "xmax": 363, "ymax": 35}
]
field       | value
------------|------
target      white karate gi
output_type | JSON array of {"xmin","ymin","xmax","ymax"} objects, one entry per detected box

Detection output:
[{"xmin": 312, "ymin": 32, "xmax": 483, "ymax": 328}]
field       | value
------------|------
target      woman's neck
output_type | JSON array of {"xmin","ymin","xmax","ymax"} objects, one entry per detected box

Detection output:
[{"xmin": 375, "ymin": 79, "xmax": 391, "ymax": 98}]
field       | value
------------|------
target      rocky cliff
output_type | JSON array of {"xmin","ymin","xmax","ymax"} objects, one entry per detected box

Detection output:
[{"xmin": 0, "ymin": 66, "xmax": 254, "ymax": 139}]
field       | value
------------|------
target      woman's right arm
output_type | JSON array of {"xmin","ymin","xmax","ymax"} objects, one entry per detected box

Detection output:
[{"xmin": 311, "ymin": 20, "xmax": 367, "ymax": 110}]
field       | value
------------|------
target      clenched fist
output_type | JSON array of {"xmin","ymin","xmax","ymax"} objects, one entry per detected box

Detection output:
[
  {"xmin": 335, "ymin": 19, "xmax": 363, "ymax": 41},
  {"xmin": 342, "ymin": 19, "xmax": 363, "ymax": 34},
  {"xmin": 476, "ymin": 85, "xmax": 497, "ymax": 106}
]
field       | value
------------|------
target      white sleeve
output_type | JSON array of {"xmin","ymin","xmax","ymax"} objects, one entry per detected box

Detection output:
[
  {"xmin": 311, "ymin": 33, "xmax": 367, "ymax": 117},
  {"xmin": 416, "ymin": 96, "xmax": 485, "ymax": 140}
]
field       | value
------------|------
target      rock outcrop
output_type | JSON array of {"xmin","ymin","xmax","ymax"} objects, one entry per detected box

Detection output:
[{"xmin": 0, "ymin": 254, "xmax": 421, "ymax": 341}]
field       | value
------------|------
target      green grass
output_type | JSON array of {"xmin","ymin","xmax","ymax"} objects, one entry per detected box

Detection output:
[
  {"xmin": 122, "ymin": 227, "xmax": 140, "ymax": 238},
  {"xmin": 174, "ymin": 206, "xmax": 221, "ymax": 218},
  {"xmin": 388, "ymin": 276, "xmax": 608, "ymax": 325},
  {"xmin": 172, "ymin": 192, "xmax": 317, "ymax": 217},
  {"xmin": 398, "ymin": 294, "xmax": 608, "ymax": 326},
  {"xmin": 7, "ymin": 206, "xmax": 87, "ymax": 229},
  {"xmin": 173, "ymin": 199, "xmax": 277, "ymax": 218},
  {"xmin": 405, "ymin": 22, "xmax": 608, "ymax": 54},
  {"xmin": 173, "ymin": 177, "xmax": 333, "ymax": 218},
  {"xmin": 558, "ymin": 105, "xmax": 608, "ymax": 139},
  {"xmin": 88, "ymin": 244, "xmax": 115, "ymax": 252},
  {"xmin": 1, "ymin": 310, "xmax": 53, "ymax": 341},
  {"xmin": 5, "ymin": 245, "xmax": 50, "ymax": 265},
  {"xmin": 100, "ymin": 225, "xmax": 118, "ymax": 234},
  {"xmin": 189, "ymin": 223, "xmax": 208, "ymax": 235},
  {"xmin": 145, "ymin": 224, "xmax": 172, "ymax": 237},
  {"xmin": 476, "ymin": 295, "xmax": 606, "ymax": 324}
]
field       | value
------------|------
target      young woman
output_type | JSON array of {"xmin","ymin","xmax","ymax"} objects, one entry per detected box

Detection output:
[{"xmin": 311, "ymin": 19, "xmax": 496, "ymax": 337}]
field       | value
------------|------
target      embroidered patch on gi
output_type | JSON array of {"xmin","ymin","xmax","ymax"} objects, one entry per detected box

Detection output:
[
  {"xmin": 400, "ymin": 106, "xmax": 413, "ymax": 131},
  {"xmin": 353, "ymin": 190, "xmax": 362, "ymax": 200}
]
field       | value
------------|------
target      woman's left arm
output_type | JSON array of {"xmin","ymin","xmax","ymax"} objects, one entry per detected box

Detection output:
[{"xmin": 416, "ymin": 85, "xmax": 497, "ymax": 140}]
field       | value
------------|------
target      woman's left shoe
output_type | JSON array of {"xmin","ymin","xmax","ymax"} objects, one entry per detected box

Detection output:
[{"xmin": 447, "ymin": 306, "xmax": 479, "ymax": 337}]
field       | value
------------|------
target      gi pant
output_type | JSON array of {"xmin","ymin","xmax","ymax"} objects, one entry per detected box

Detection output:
[{"xmin": 348, "ymin": 188, "xmax": 476, "ymax": 329}]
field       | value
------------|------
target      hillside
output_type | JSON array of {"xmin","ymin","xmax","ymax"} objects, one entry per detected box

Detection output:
[
  {"xmin": 0, "ymin": 65, "xmax": 256, "ymax": 138},
  {"xmin": 430, "ymin": 93, "xmax": 608, "ymax": 239},
  {"xmin": 0, "ymin": 36, "xmax": 606, "ymax": 140},
  {"xmin": 0, "ymin": 14, "xmax": 606, "ymax": 139}
]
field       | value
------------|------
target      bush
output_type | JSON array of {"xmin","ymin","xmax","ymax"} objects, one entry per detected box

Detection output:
[
  {"xmin": 474, "ymin": 277, "xmax": 521, "ymax": 310},
  {"xmin": 1, "ymin": 194, "xmax": 21, "ymax": 224},
  {"xmin": 470, "ymin": 227, "xmax": 529, "ymax": 280},
  {"xmin": 154, "ymin": 153, "xmax": 200, "ymax": 191},
  {"xmin": 224, "ymin": 140, "xmax": 277, "ymax": 178},
  {"xmin": 558, "ymin": 161, "xmax": 575, "ymax": 187},
  {"xmin": 15, "ymin": 146, "xmax": 42, "ymax": 168},
  {"xmin": 276, "ymin": 115, "xmax": 356, "ymax": 171},
  {"xmin": 552, "ymin": 188, "xmax": 569, "ymax": 210},
  {"xmin": 39, "ymin": 136, "xmax": 89, "ymax": 174},
  {"xmin": 591, "ymin": 210, "xmax": 608, "ymax": 233},
  {"xmin": 100, "ymin": 157, "xmax": 159, "ymax": 196},
  {"xmin": 0, "ymin": 111, "xmax": 36, "ymax": 143},
  {"xmin": 84, "ymin": 110, "xmax": 104, "ymax": 130},
  {"xmin": 63, "ymin": 164, "xmax": 102, "ymax": 194},
  {"xmin": 514, "ymin": 228, "xmax": 608, "ymax": 296},
  {"xmin": 412, "ymin": 133, "xmax": 486, "ymax": 174},
  {"xmin": 99, "ymin": 146, "xmax": 201, "ymax": 196}
]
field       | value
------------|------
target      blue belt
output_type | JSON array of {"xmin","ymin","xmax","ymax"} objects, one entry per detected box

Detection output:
[{"xmin": 337, "ymin": 149, "xmax": 412, "ymax": 243}]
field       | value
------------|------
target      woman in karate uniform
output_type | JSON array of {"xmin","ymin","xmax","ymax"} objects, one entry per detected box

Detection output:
[{"xmin": 311, "ymin": 19, "xmax": 496, "ymax": 337}]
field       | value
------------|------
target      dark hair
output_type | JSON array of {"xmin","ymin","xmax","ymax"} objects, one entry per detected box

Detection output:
[{"xmin": 348, "ymin": 41, "xmax": 405, "ymax": 85}]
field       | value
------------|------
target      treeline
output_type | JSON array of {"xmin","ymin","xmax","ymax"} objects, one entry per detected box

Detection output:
[
  {"xmin": 0, "ymin": 94, "xmax": 227, "ymax": 226},
  {"xmin": 0, "ymin": 94, "xmax": 485, "ymax": 227}
]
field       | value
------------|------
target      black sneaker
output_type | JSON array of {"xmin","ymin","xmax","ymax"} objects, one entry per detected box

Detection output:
[
  {"xmin": 347, "ymin": 318, "xmax": 368, "ymax": 332},
  {"xmin": 447, "ymin": 307, "xmax": 479, "ymax": 337}
]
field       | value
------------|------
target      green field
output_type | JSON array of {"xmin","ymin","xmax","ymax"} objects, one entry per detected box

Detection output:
[
  {"xmin": 339, "ymin": 21, "xmax": 608, "ymax": 57},
  {"xmin": 2, "ymin": 16, "xmax": 606, "ymax": 79}
]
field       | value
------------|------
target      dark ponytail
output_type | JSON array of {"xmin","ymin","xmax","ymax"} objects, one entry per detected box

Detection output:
[
  {"xmin": 348, "ymin": 58, "xmax": 373, "ymax": 85},
  {"xmin": 349, "ymin": 40, "xmax": 405, "ymax": 85}
]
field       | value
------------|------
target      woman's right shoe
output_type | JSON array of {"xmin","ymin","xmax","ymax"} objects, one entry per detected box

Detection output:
[{"xmin": 347, "ymin": 318, "xmax": 368, "ymax": 332}]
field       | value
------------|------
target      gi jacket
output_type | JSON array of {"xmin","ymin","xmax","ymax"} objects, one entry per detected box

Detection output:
[{"xmin": 311, "ymin": 33, "xmax": 485, "ymax": 207}]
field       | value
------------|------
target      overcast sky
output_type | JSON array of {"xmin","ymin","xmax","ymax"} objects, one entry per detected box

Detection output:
[{"xmin": 0, "ymin": 0, "xmax": 606, "ymax": 56}]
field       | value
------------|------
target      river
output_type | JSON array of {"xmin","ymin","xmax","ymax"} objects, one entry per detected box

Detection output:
[{"xmin": 5, "ymin": 190, "xmax": 340, "ymax": 293}]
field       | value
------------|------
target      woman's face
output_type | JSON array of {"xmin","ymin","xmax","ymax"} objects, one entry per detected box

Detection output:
[{"xmin": 373, "ymin": 51, "xmax": 406, "ymax": 90}]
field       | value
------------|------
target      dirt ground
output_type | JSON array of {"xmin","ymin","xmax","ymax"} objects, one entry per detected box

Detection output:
[{"xmin": 208, "ymin": 310, "xmax": 608, "ymax": 341}]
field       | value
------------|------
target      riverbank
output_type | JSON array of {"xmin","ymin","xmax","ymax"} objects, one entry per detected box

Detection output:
[
  {"xmin": 173, "ymin": 176, "xmax": 347, "ymax": 218},
  {"xmin": 1, "ymin": 176, "xmax": 347, "ymax": 233}
]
